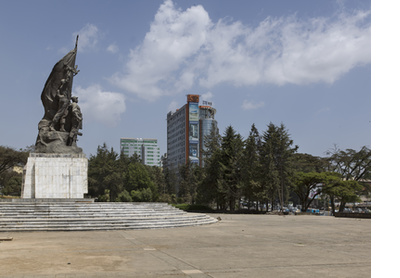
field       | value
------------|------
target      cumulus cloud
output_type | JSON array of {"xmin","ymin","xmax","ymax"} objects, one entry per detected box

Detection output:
[
  {"xmin": 73, "ymin": 24, "xmax": 99, "ymax": 52},
  {"xmin": 242, "ymin": 99, "xmax": 265, "ymax": 110},
  {"xmin": 111, "ymin": 0, "xmax": 211, "ymax": 101},
  {"xmin": 112, "ymin": 0, "xmax": 370, "ymax": 101},
  {"xmin": 74, "ymin": 85, "xmax": 126, "ymax": 127}
]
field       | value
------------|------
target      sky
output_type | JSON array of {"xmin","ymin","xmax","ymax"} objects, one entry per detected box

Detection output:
[{"xmin": 0, "ymin": 0, "xmax": 371, "ymax": 158}]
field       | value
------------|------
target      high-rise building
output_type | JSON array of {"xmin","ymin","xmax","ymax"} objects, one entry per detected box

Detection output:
[
  {"xmin": 120, "ymin": 138, "xmax": 161, "ymax": 167},
  {"xmin": 199, "ymin": 102, "xmax": 217, "ymax": 167},
  {"xmin": 166, "ymin": 94, "xmax": 217, "ymax": 170}
]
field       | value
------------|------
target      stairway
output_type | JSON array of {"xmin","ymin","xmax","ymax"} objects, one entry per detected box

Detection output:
[{"xmin": 0, "ymin": 200, "xmax": 218, "ymax": 231}]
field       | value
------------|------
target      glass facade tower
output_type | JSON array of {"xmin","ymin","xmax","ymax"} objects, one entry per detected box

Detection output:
[{"xmin": 166, "ymin": 95, "xmax": 217, "ymax": 170}]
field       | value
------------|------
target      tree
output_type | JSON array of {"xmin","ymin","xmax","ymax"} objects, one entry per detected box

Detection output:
[
  {"xmin": 88, "ymin": 144, "xmax": 124, "ymax": 201},
  {"xmin": 178, "ymin": 162, "xmax": 201, "ymax": 204},
  {"xmin": 197, "ymin": 122, "xmax": 221, "ymax": 207},
  {"xmin": 116, "ymin": 190, "xmax": 133, "ymax": 202},
  {"xmin": 178, "ymin": 163, "xmax": 192, "ymax": 203},
  {"xmin": 0, "ymin": 170, "xmax": 22, "ymax": 196},
  {"xmin": 0, "ymin": 146, "xmax": 28, "ymax": 176},
  {"xmin": 125, "ymin": 162, "xmax": 157, "ymax": 202},
  {"xmin": 259, "ymin": 123, "xmax": 298, "ymax": 210},
  {"xmin": 323, "ymin": 178, "xmax": 363, "ymax": 214},
  {"xmin": 292, "ymin": 172, "xmax": 339, "ymax": 212},
  {"xmin": 0, "ymin": 146, "xmax": 28, "ymax": 196},
  {"xmin": 291, "ymin": 153, "xmax": 329, "ymax": 173},
  {"xmin": 147, "ymin": 165, "xmax": 164, "ymax": 201},
  {"xmin": 125, "ymin": 162, "xmax": 153, "ymax": 192},
  {"xmin": 326, "ymin": 146, "xmax": 371, "ymax": 181},
  {"xmin": 242, "ymin": 124, "xmax": 262, "ymax": 210},
  {"xmin": 218, "ymin": 125, "xmax": 244, "ymax": 211},
  {"xmin": 325, "ymin": 145, "xmax": 371, "ymax": 211}
]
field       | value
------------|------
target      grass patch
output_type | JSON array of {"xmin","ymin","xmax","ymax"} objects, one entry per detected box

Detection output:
[{"xmin": 0, "ymin": 195, "xmax": 20, "ymax": 199}]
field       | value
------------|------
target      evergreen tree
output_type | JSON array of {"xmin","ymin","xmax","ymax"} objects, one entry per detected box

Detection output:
[
  {"xmin": 260, "ymin": 123, "xmax": 298, "ymax": 210},
  {"xmin": 125, "ymin": 162, "xmax": 157, "ymax": 201},
  {"xmin": 88, "ymin": 144, "xmax": 124, "ymax": 201},
  {"xmin": 198, "ymin": 122, "xmax": 221, "ymax": 207},
  {"xmin": 242, "ymin": 124, "xmax": 262, "ymax": 210},
  {"xmin": 218, "ymin": 125, "xmax": 244, "ymax": 211}
]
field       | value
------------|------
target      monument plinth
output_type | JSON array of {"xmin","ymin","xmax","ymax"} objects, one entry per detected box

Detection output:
[
  {"xmin": 21, "ymin": 36, "xmax": 88, "ymax": 200},
  {"xmin": 21, "ymin": 153, "xmax": 88, "ymax": 199}
]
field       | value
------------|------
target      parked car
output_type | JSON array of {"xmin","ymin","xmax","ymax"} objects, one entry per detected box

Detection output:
[
  {"xmin": 290, "ymin": 208, "xmax": 301, "ymax": 214},
  {"xmin": 306, "ymin": 208, "xmax": 320, "ymax": 214}
]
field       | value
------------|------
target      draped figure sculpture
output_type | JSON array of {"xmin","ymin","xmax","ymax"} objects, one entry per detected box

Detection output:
[{"xmin": 35, "ymin": 36, "xmax": 83, "ymax": 153}]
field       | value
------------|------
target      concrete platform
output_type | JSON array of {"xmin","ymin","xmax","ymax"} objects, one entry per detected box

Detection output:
[{"xmin": 0, "ymin": 214, "xmax": 371, "ymax": 277}]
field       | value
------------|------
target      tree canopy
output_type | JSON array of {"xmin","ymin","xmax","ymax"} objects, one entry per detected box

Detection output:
[{"xmin": 0, "ymin": 146, "xmax": 28, "ymax": 196}]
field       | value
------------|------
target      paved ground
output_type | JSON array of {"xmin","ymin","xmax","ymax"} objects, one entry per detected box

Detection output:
[{"xmin": 0, "ymin": 214, "xmax": 370, "ymax": 278}]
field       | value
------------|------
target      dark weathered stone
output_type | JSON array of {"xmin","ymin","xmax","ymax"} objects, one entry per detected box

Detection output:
[{"xmin": 34, "ymin": 36, "xmax": 83, "ymax": 154}]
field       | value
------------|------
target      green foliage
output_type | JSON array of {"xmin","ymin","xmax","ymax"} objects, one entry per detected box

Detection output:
[
  {"xmin": 259, "ymin": 123, "xmax": 298, "ymax": 210},
  {"xmin": 0, "ymin": 170, "xmax": 22, "ymax": 196},
  {"xmin": 197, "ymin": 121, "xmax": 221, "ymax": 206},
  {"xmin": 0, "ymin": 146, "xmax": 28, "ymax": 196},
  {"xmin": 178, "ymin": 163, "xmax": 203, "ymax": 204},
  {"xmin": 85, "ymin": 126, "xmax": 370, "ymax": 215},
  {"xmin": 125, "ymin": 162, "xmax": 153, "ymax": 191},
  {"xmin": 218, "ymin": 125, "xmax": 244, "ymax": 211},
  {"xmin": 88, "ymin": 143, "xmax": 124, "ymax": 201},
  {"xmin": 242, "ymin": 124, "xmax": 262, "ymax": 209},
  {"xmin": 292, "ymin": 172, "xmax": 339, "ymax": 212},
  {"xmin": 291, "ymin": 153, "xmax": 329, "ymax": 173},
  {"xmin": 88, "ymin": 143, "xmax": 161, "ymax": 202},
  {"xmin": 97, "ymin": 189, "xmax": 110, "ymax": 202},
  {"xmin": 116, "ymin": 190, "xmax": 132, "ymax": 202},
  {"xmin": 323, "ymin": 145, "xmax": 371, "ymax": 212},
  {"xmin": 131, "ymin": 188, "xmax": 153, "ymax": 202},
  {"xmin": 0, "ymin": 146, "xmax": 28, "ymax": 176},
  {"xmin": 323, "ymin": 178, "xmax": 363, "ymax": 213},
  {"xmin": 326, "ymin": 145, "xmax": 371, "ymax": 181},
  {"xmin": 172, "ymin": 203, "xmax": 214, "ymax": 212}
]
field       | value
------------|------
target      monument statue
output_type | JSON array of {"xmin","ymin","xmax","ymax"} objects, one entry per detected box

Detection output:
[
  {"xmin": 21, "ymin": 36, "xmax": 88, "ymax": 199},
  {"xmin": 35, "ymin": 36, "xmax": 83, "ymax": 154}
]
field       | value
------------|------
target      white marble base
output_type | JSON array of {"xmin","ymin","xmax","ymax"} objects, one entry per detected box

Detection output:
[{"xmin": 21, "ymin": 153, "xmax": 88, "ymax": 199}]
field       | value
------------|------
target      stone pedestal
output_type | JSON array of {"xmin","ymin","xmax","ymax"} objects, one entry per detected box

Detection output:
[{"xmin": 21, "ymin": 153, "xmax": 88, "ymax": 199}]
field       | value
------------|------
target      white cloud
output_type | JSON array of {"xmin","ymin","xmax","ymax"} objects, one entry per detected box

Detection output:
[
  {"xmin": 73, "ymin": 24, "xmax": 99, "ymax": 52},
  {"xmin": 167, "ymin": 100, "xmax": 180, "ymax": 113},
  {"xmin": 74, "ymin": 85, "xmax": 126, "ymax": 127},
  {"xmin": 107, "ymin": 43, "xmax": 119, "ymax": 54},
  {"xmin": 111, "ymin": 0, "xmax": 211, "ymax": 101},
  {"xmin": 201, "ymin": 91, "xmax": 213, "ymax": 101},
  {"xmin": 242, "ymin": 99, "xmax": 265, "ymax": 110},
  {"xmin": 112, "ymin": 0, "xmax": 370, "ymax": 101}
]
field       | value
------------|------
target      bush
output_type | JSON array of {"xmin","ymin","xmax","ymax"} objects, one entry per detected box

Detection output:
[
  {"xmin": 116, "ymin": 190, "xmax": 132, "ymax": 202},
  {"xmin": 131, "ymin": 188, "xmax": 153, "ymax": 202},
  {"xmin": 172, "ymin": 204, "xmax": 214, "ymax": 212}
]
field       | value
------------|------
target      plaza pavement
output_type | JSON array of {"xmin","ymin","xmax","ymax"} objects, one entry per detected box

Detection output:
[{"xmin": 0, "ymin": 214, "xmax": 370, "ymax": 278}]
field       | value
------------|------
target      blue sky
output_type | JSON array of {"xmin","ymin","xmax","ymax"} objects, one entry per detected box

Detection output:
[{"xmin": 0, "ymin": 0, "xmax": 371, "ymax": 158}]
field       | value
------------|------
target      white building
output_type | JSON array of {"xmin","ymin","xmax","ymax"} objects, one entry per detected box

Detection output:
[{"xmin": 120, "ymin": 138, "xmax": 161, "ymax": 167}]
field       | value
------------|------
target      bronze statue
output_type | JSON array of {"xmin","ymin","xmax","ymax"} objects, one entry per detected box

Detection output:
[
  {"xmin": 67, "ymin": 96, "xmax": 83, "ymax": 146},
  {"xmin": 35, "ymin": 36, "xmax": 83, "ymax": 153}
]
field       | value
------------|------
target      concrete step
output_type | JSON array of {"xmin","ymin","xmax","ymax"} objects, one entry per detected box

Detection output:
[{"xmin": 0, "ymin": 201, "xmax": 217, "ymax": 231}]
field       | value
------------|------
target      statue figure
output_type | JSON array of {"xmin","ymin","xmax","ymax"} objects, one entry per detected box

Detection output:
[
  {"xmin": 50, "ymin": 65, "xmax": 79, "ymax": 132},
  {"xmin": 34, "ymin": 36, "xmax": 83, "ymax": 154},
  {"xmin": 67, "ymin": 96, "xmax": 83, "ymax": 146}
]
